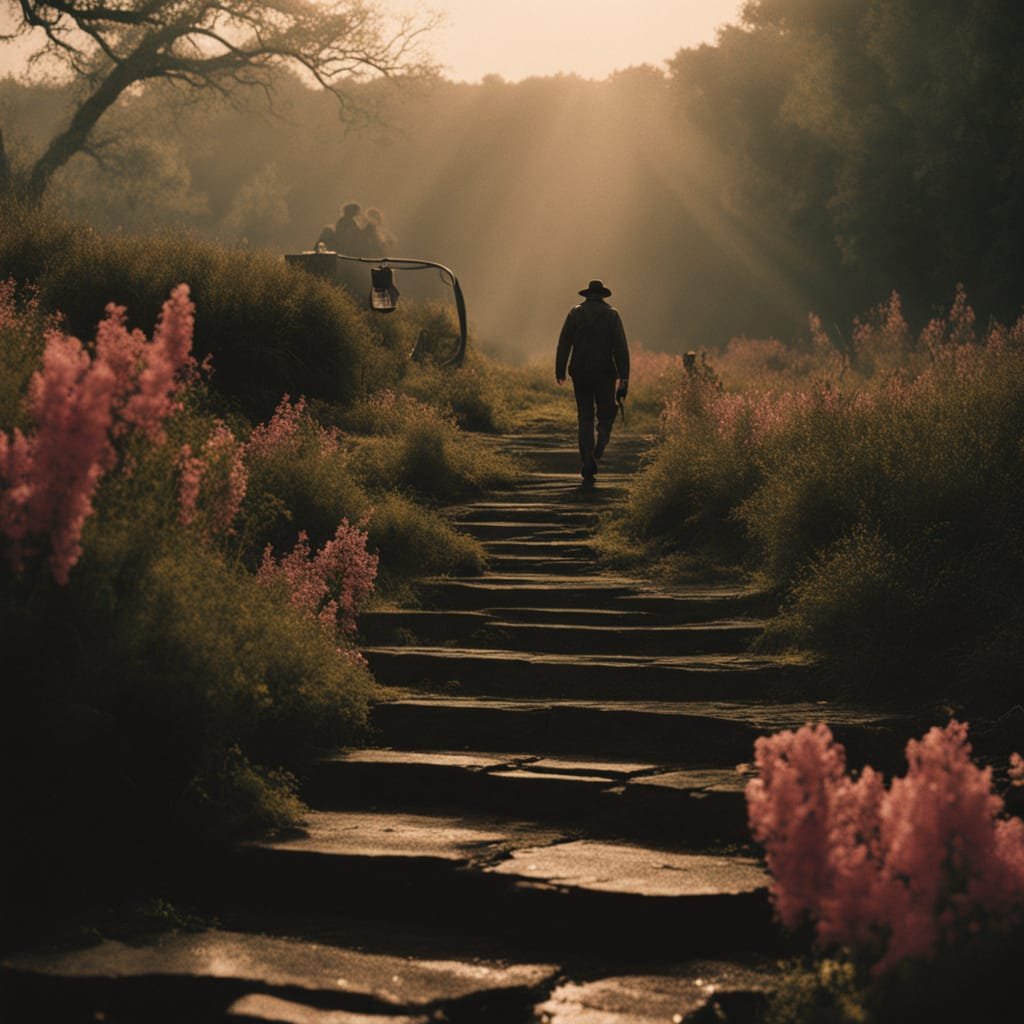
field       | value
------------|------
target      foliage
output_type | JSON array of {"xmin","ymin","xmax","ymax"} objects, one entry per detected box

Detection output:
[
  {"xmin": 0, "ymin": 284, "xmax": 376, "ymax": 911},
  {"xmin": 618, "ymin": 289, "xmax": 1024, "ymax": 700},
  {"xmin": 402, "ymin": 356, "xmax": 512, "ymax": 434},
  {"xmin": 0, "ymin": 200, "xmax": 388, "ymax": 418},
  {"xmin": 345, "ymin": 389, "xmax": 518, "ymax": 501},
  {"xmin": 1, "ymin": 283, "xmax": 195, "ymax": 583},
  {"xmin": 1, "ymin": 0, "xmax": 437, "ymax": 200},
  {"xmin": 240, "ymin": 393, "xmax": 488, "ymax": 596},
  {"xmin": 257, "ymin": 521, "xmax": 378, "ymax": 640},
  {"xmin": 365, "ymin": 491, "xmax": 484, "ymax": 598},
  {"xmin": 671, "ymin": 0, "xmax": 1024, "ymax": 328},
  {"xmin": 752, "ymin": 720, "xmax": 1024, "ymax": 1021},
  {"xmin": 241, "ymin": 395, "xmax": 370, "ymax": 556}
]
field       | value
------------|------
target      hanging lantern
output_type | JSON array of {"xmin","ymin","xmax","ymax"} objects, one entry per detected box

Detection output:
[{"xmin": 370, "ymin": 265, "xmax": 400, "ymax": 312}]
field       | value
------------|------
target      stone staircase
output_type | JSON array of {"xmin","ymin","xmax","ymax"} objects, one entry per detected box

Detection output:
[{"xmin": 2, "ymin": 428, "xmax": 913, "ymax": 1023}]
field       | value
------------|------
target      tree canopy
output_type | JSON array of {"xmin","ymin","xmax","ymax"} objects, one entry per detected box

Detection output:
[
  {"xmin": 672, "ymin": 0, "xmax": 1024, "ymax": 323},
  {"xmin": 0, "ymin": 0, "xmax": 437, "ymax": 198}
]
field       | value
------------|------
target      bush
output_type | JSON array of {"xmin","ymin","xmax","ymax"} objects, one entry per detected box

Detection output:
[
  {"xmin": 0, "ymin": 199, "xmax": 390, "ymax": 418},
  {"xmin": 241, "ymin": 395, "xmax": 370, "ymax": 558},
  {"xmin": 345, "ymin": 390, "xmax": 518, "ymax": 501},
  {"xmin": 621, "ymin": 367, "xmax": 761, "ymax": 561},
  {"xmin": 366, "ymin": 492, "xmax": 484, "ymax": 596},
  {"xmin": 401, "ymin": 356, "xmax": 512, "ymax": 433},
  {"xmin": 617, "ymin": 288, "xmax": 1024, "ymax": 701},
  {"xmin": 0, "ymin": 284, "xmax": 375, "ymax": 915},
  {"xmin": 752, "ymin": 721, "xmax": 1024, "ymax": 1022}
]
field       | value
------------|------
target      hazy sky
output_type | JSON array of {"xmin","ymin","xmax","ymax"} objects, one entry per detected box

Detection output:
[
  {"xmin": 0, "ymin": 2, "xmax": 744, "ymax": 81},
  {"xmin": 429, "ymin": 1, "xmax": 743, "ymax": 82}
]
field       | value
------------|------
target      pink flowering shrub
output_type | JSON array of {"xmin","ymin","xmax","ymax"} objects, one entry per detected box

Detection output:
[
  {"xmin": 624, "ymin": 285, "xmax": 1024, "ymax": 695},
  {"xmin": 747, "ymin": 720, "xmax": 1024, "ymax": 974},
  {"xmin": 257, "ymin": 520, "xmax": 378, "ymax": 638},
  {"xmin": 0, "ymin": 285, "xmax": 195, "ymax": 582}
]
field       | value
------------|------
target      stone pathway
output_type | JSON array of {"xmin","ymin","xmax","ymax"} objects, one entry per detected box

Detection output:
[{"xmin": 2, "ymin": 429, "xmax": 913, "ymax": 1023}]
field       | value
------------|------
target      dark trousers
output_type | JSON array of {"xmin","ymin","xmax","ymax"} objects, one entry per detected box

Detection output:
[{"xmin": 572, "ymin": 373, "xmax": 617, "ymax": 471}]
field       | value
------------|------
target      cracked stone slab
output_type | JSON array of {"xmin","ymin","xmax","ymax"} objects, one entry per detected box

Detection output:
[
  {"xmin": 254, "ymin": 811, "xmax": 570, "ymax": 863},
  {"xmin": 627, "ymin": 768, "xmax": 749, "ymax": 795},
  {"xmin": 321, "ymin": 750, "xmax": 515, "ymax": 773},
  {"xmin": 3, "ymin": 931, "xmax": 559, "ymax": 1011},
  {"xmin": 488, "ymin": 840, "xmax": 768, "ymax": 897},
  {"xmin": 488, "ymin": 769, "xmax": 618, "ymax": 787},
  {"xmin": 229, "ymin": 993, "xmax": 428, "ymax": 1022},
  {"xmin": 523, "ymin": 757, "xmax": 662, "ymax": 778},
  {"xmin": 535, "ymin": 960, "xmax": 776, "ymax": 1024}
]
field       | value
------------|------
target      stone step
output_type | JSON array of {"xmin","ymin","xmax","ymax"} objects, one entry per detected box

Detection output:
[
  {"xmin": 485, "ymin": 555, "xmax": 597, "ymax": 575},
  {"xmin": 485, "ymin": 485, "xmax": 628, "ymax": 504},
  {"xmin": 450, "ymin": 503, "xmax": 599, "ymax": 525},
  {"xmin": 217, "ymin": 812, "xmax": 777, "ymax": 957},
  {"xmin": 371, "ymin": 697, "xmax": 911, "ymax": 769},
  {"xmin": 458, "ymin": 521, "xmax": 596, "ymax": 540},
  {"xmin": 481, "ymin": 619, "xmax": 765, "ymax": 656},
  {"xmin": 485, "ymin": 605, "xmax": 681, "ymax": 626},
  {"xmin": 0, "ymin": 930, "xmax": 558, "ymax": 1023},
  {"xmin": 417, "ymin": 579, "xmax": 772, "ymax": 618},
  {"xmin": 480, "ymin": 540, "xmax": 597, "ymax": 557},
  {"xmin": 512, "ymin": 447, "xmax": 646, "ymax": 473},
  {"xmin": 359, "ymin": 608, "xmax": 757, "ymax": 648},
  {"xmin": 306, "ymin": 750, "xmax": 752, "ymax": 843},
  {"xmin": 362, "ymin": 645, "xmax": 803, "ymax": 700},
  {"xmin": 358, "ymin": 610, "xmax": 491, "ymax": 645}
]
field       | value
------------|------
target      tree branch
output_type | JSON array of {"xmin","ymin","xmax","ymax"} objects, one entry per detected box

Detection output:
[{"xmin": 10, "ymin": 0, "xmax": 439, "ymax": 200}]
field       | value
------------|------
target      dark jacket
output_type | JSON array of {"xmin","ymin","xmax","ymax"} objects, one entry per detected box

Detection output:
[{"xmin": 556, "ymin": 297, "xmax": 630, "ymax": 380}]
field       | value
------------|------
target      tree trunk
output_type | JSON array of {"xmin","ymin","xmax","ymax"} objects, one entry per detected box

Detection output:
[
  {"xmin": 25, "ymin": 60, "xmax": 143, "ymax": 202},
  {"xmin": 0, "ymin": 127, "xmax": 12, "ymax": 195}
]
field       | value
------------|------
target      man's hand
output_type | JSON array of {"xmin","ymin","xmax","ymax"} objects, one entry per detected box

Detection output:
[
  {"xmin": 616, "ymin": 379, "xmax": 629, "ymax": 402},
  {"xmin": 556, "ymin": 376, "xmax": 566, "ymax": 386}
]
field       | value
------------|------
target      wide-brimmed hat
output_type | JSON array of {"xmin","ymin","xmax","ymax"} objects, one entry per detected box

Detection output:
[{"xmin": 579, "ymin": 279, "xmax": 612, "ymax": 297}]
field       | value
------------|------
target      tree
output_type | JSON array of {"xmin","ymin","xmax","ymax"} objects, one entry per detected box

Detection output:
[{"xmin": 0, "ymin": 0, "xmax": 437, "ymax": 201}]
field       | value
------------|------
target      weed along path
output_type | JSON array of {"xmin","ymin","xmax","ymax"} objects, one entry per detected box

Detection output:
[{"xmin": 5, "ymin": 429, "xmax": 913, "ymax": 1023}]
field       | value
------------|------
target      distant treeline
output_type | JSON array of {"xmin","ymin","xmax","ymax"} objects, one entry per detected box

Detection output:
[{"xmin": 2, "ymin": 0, "xmax": 1022, "ymax": 353}]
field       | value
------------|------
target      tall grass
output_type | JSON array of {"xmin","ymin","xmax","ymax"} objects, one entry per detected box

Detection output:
[
  {"xmin": 619, "ymin": 289, "xmax": 1024, "ymax": 702},
  {"xmin": 0, "ymin": 284, "xmax": 384, "ymax": 937},
  {"xmin": 0, "ymin": 199, "xmax": 394, "ymax": 419}
]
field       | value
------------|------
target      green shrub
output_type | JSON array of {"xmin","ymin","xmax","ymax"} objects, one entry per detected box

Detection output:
[
  {"xmin": 621, "ymin": 371, "xmax": 760, "ymax": 561},
  {"xmin": 618, "ymin": 291, "xmax": 1024, "ymax": 701},
  {"xmin": 366, "ymin": 492, "xmax": 484, "ymax": 596},
  {"xmin": 401, "ymin": 355, "xmax": 512, "ymax": 433},
  {"xmin": 345, "ymin": 390, "xmax": 518, "ymax": 500},
  {"xmin": 2, "ymin": 504, "xmax": 373, "ymax": 864},
  {"xmin": 240, "ymin": 397, "xmax": 371, "ymax": 559},
  {"xmin": 0, "ymin": 280, "xmax": 48, "ymax": 430},
  {"xmin": 0, "ymin": 199, "xmax": 390, "ymax": 418}
]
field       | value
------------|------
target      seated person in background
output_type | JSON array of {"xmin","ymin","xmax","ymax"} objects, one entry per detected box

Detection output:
[
  {"xmin": 315, "ymin": 222, "xmax": 337, "ymax": 251},
  {"xmin": 334, "ymin": 201, "xmax": 365, "ymax": 255},
  {"xmin": 362, "ymin": 207, "xmax": 395, "ymax": 257}
]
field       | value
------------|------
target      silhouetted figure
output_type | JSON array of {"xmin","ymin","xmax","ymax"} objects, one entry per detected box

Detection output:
[
  {"xmin": 362, "ymin": 207, "xmax": 395, "ymax": 257},
  {"xmin": 334, "ymin": 201, "xmax": 365, "ymax": 255},
  {"xmin": 556, "ymin": 279, "xmax": 630, "ymax": 482},
  {"xmin": 315, "ymin": 223, "xmax": 337, "ymax": 251}
]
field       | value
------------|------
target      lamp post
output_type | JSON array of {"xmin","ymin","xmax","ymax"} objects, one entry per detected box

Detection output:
[{"xmin": 284, "ymin": 249, "xmax": 468, "ymax": 368}]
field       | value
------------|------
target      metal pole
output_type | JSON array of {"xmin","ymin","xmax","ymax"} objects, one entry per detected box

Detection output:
[{"xmin": 335, "ymin": 253, "xmax": 468, "ymax": 368}]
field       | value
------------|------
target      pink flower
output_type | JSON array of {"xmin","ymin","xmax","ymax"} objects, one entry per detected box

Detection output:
[
  {"xmin": 0, "ymin": 284, "xmax": 196, "ymax": 583},
  {"xmin": 202, "ymin": 424, "xmax": 247, "ymax": 536},
  {"xmin": 257, "ymin": 520, "xmax": 378, "ymax": 639},
  {"xmin": 747, "ymin": 720, "xmax": 1024, "ymax": 974},
  {"xmin": 121, "ymin": 284, "xmax": 196, "ymax": 442},
  {"xmin": 246, "ymin": 394, "xmax": 306, "ymax": 461},
  {"xmin": 177, "ymin": 444, "xmax": 205, "ymax": 526}
]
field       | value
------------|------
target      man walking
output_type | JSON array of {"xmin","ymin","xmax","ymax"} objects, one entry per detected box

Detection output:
[{"xmin": 556, "ymin": 279, "xmax": 630, "ymax": 481}]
